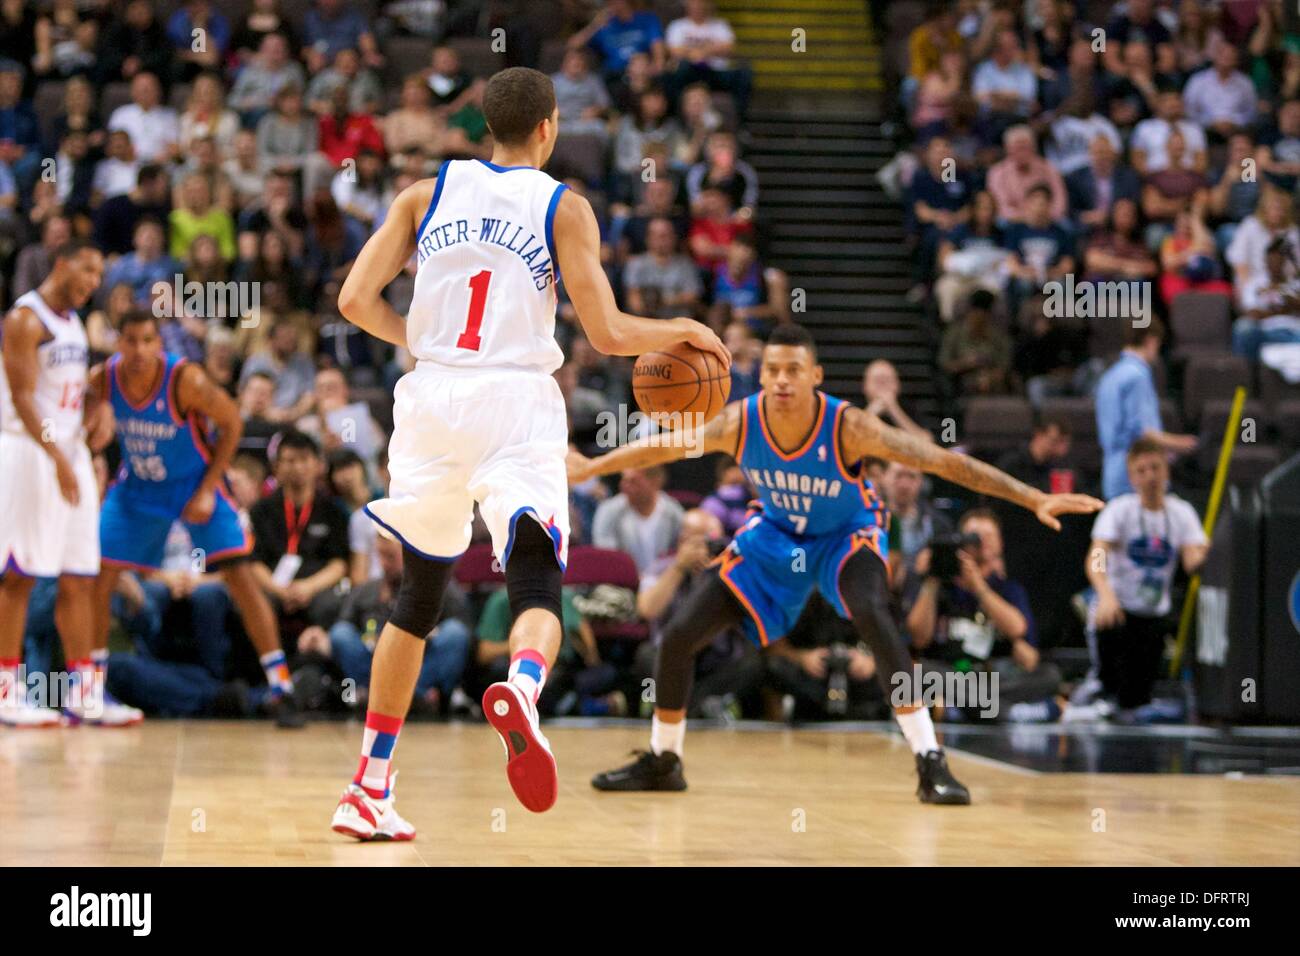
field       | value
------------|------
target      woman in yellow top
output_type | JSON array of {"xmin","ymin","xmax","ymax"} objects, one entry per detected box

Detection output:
[{"xmin": 169, "ymin": 173, "xmax": 237, "ymax": 262}]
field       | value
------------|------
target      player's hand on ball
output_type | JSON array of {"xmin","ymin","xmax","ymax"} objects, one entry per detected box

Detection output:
[
  {"xmin": 1033, "ymin": 492, "xmax": 1104, "ymax": 531},
  {"xmin": 182, "ymin": 486, "xmax": 216, "ymax": 524},
  {"xmin": 566, "ymin": 446, "xmax": 594, "ymax": 484},
  {"xmin": 677, "ymin": 319, "xmax": 732, "ymax": 370}
]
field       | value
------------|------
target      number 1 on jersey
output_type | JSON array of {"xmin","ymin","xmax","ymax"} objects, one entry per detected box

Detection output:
[{"xmin": 455, "ymin": 269, "xmax": 492, "ymax": 351}]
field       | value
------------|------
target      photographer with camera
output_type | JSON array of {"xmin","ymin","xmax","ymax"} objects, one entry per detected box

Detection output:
[
  {"xmin": 763, "ymin": 594, "xmax": 889, "ymax": 721},
  {"xmin": 904, "ymin": 508, "xmax": 1064, "ymax": 722},
  {"xmin": 632, "ymin": 509, "xmax": 763, "ymax": 718}
]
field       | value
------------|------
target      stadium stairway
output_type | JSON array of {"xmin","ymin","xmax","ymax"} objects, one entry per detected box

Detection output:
[
  {"xmin": 720, "ymin": 0, "xmax": 938, "ymax": 422},
  {"xmin": 715, "ymin": 0, "xmax": 883, "ymax": 94}
]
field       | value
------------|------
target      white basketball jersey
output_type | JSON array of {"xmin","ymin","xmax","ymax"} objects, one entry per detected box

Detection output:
[
  {"xmin": 405, "ymin": 159, "xmax": 568, "ymax": 374},
  {"xmin": 0, "ymin": 290, "xmax": 89, "ymax": 449}
]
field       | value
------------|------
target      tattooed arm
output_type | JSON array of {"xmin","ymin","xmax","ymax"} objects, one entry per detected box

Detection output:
[
  {"xmin": 840, "ymin": 406, "xmax": 1103, "ymax": 530},
  {"xmin": 567, "ymin": 401, "xmax": 742, "ymax": 482}
]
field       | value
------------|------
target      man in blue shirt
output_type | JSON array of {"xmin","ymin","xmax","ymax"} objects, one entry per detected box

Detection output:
[
  {"xmin": 1094, "ymin": 319, "xmax": 1198, "ymax": 498},
  {"xmin": 0, "ymin": 59, "xmax": 41, "ymax": 194},
  {"xmin": 303, "ymin": 0, "xmax": 382, "ymax": 74},
  {"xmin": 908, "ymin": 135, "xmax": 973, "ymax": 287},
  {"xmin": 103, "ymin": 218, "xmax": 183, "ymax": 307},
  {"xmin": 167, "ymin": 0, "xmax": 232, "ymax": 81},
  {"xmin": 572, "ymin": 0, "xmax": 666, "ymax": 80}
]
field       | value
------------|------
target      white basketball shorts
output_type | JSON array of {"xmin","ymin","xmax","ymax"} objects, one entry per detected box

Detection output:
[
  {"xmin": 0, "ymin": 432, "xmax": 100, "ymax": 577},
  {"xmin": 366, "ymin": 363, "xmax": 571, "ymax": 569}
]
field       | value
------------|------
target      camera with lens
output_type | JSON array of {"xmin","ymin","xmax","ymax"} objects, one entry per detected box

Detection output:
[
  {"xmin": 825, "ymin": 642, "xmax": 850, "ymax": 716},
  {"xmin": 928, "ymin": 531, "xmax": 982, "ymax": 580}
]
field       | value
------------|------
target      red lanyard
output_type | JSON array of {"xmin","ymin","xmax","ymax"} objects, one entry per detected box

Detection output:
[{"xmin": 284, "ymin": 494, "xmax": 314, "ymax": 555}]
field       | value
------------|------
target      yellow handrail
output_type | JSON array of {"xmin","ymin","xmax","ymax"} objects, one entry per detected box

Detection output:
[{"xmin": 1168, "ymin": 385, "xmax": 1247, "ymax": 677}]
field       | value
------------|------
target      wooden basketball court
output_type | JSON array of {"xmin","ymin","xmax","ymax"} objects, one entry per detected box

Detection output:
[{"xmin": 3, "ymin": 721, "xmax": 1297, "ymax": 866}]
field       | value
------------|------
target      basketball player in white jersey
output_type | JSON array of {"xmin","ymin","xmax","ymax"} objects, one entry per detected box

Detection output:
[
  {"xmin": 0, "ymin": 241, "xmax": 141, "ymax": 727},
  {"xmin": 330, "ymin": 67, "xmax": 728, "ymax": 839}
]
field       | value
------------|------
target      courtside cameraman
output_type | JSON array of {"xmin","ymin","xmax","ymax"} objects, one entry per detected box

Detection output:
[{"xmin": 903, "ymin": 508, "xmax": 1063, "ymax": 721}]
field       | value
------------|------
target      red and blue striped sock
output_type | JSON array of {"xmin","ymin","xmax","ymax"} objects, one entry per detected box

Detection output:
[
  {"xmin": 259, "ymin": 649, "xmax": 294, "ymax": 696},
  {"xmin": 353, "ymin": 711, "xmax": 403, "ymax": 799},
  {"xmin": 508, "ymin": 649, "xmax": 547, "ymax": 706}
]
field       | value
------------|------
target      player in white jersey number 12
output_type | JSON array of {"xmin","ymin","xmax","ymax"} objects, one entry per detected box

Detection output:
[
  {"xmin": 329, "ymin": 67, "xmax": 729, "ymax": 839},
  {"xmin": 0, "ymin": 242, "xmax": 141, "ymax": 727}
]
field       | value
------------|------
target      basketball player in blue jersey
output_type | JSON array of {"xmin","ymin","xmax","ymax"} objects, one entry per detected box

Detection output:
[
  {"xmin": 570, "ymin": 324, "xmax": 1103, "ymax": 803},
  {"xmin": 86, "ymin": 311, "xmax": 304, "ymax": 728}
]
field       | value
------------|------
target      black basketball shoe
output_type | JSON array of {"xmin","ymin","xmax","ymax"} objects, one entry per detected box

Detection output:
[
  {"xmin": 266, "ymin": 690, "xmax": 306, "ymax": 729},
  {"xmin": 915, "ymin": 750, "xmax": 971, "ymax": 805},
  {"xmin": 591, "ymin": 750, "xmax": 688, "ymax": 792}
]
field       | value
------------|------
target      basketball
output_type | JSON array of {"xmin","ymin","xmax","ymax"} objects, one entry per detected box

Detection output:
[{"xmin": 631, "ymin": 341, "xmax": 731, "ymax": 423}]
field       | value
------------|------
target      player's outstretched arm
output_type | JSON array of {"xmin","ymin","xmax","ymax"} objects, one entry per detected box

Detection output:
[
  {"xmin": 553, "ymin": 189, "xmax": 730, "ymax": 369},
  {"xmin": 337, "ymin": 180, "xmax": 433, "ymax": 348},
  {"xmin": 567, "ymin": 400, "xmax": 741, "ymax": 483},
  {"xmin": 841, "ymin": 406, "xmax": 1104, "ymax": 531}
]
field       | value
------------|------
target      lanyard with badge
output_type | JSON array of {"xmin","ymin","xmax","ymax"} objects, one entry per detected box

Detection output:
[
  {"xmin": 1132, "ymin": 506, "xmax": 1172, "ymax": 612},
  {"xmin": 271, "ymin": 494, "xmax": 313, "ymax": 588}
]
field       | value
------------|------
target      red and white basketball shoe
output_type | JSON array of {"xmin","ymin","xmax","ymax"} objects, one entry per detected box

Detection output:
[
  {"xmin": 62, "ymin": 684, "xmax": 144, "ymax": 727},
  {"xmin": 331, "ymin": 773, "xmax": 416, "ymax": 842},
  {"xmin": 482, "ymin": 681, "xmax": 558, "ymax": 813},
  {"xmin": 0, "ymin": 684, "xmax": 61, "ymax": 728}
]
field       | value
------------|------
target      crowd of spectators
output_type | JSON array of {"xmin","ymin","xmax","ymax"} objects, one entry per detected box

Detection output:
[
  {"xmin": 899, "ymin": 0, "xmax": 1300, "ymax": 403},
  {"xmin": 7, "ymin": 0, "xmax": 1283, "ymax": 730},
  {"xmin": 4, "ymin": 0, "xmax": 823, "ymax": 725},
  {"xmin": 882, "ymin": 0, "xmax": 1300, "ymax": 722}
]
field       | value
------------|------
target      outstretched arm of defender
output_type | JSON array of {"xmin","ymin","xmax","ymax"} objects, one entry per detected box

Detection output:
[
  {"xmin": 840, "ymin": 407, "xmax": 1103, "ymax": 531},
  {"xmin": 552, "ymin": 189, "xmax": 730, "ymax": 368},
  {"xmin": 567, "ymin": 401, "xmax": 741, "ymax": 482},
  {"xmin": 338, "ymin": 181, "xmax": 433, "ymax": 348}
]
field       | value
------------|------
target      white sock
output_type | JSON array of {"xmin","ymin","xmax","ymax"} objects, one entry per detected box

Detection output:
[
  {"xmin": 895, "ymin": 708, "xmax": 940, "ymax": 756},
  {"xmin": 650, "ymin": 714, "xmax": 686, "ymax": 756}
]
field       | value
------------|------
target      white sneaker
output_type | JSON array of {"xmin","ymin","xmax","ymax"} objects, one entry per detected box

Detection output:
[
  {"xmin": 61, "ymin": 679, "xmax": 144, "ymax": 727},
  {"xmin": 0, "ymin": 683, "xmax": 62, "ymax": 728},
  {"xmin": 1062, "ymin": 698, "xmax": 1116, "ymax": 723},
  {"xmin": 331, "ymin": 772, "xmax": 416, "ymax": 842}
]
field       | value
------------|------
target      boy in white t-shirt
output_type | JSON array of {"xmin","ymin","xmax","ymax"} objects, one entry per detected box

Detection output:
[{"xmin": 1084, "ymin": 437, "xmax": 1208, "ymax": 711}]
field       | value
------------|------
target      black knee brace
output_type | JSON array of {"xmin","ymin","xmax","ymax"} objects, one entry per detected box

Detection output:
[
  {"xmin": 504, "ymin": 517, "xmax": 564, "ymax": 623},
  {"xmin": 388, "ymin": 548, "xmax": 453, "ymax": 638}
]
